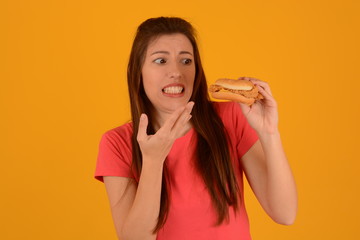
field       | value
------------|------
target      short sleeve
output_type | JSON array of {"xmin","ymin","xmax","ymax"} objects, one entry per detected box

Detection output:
[
  {"xmin": 231, "ymin": 102, "xmax": 259, "ymax": 159},
  {"xmin": 212, "ymin": 102, "xmax": 259, "ymax": 160},
  {"xmin": 94, "ymin": 127, "xmax": 134, "ymax": 182}
]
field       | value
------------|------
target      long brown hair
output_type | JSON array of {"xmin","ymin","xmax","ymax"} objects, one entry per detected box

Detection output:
[{"xmin": 127, "ymin": 17, "xmax": 241, "ymax": 233}]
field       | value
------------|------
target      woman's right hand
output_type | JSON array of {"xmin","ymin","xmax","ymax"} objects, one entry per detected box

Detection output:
[{"xmin": 136, "ymin": 101, "xmax": 195, "ymax": 164}]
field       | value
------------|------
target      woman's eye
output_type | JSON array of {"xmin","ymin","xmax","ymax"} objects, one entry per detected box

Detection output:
[
  {"xmin": 182, "ymin": 58, "xmax": 192, "ymax": 65},
  {"xmin": 154, "ymin": 58, "xmax": 166, "ymax": 64}
]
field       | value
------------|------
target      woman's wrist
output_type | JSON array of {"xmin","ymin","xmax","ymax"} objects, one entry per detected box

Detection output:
[
  {"xmin": 257, "ymin": 126, "xmax": 280, "ymax": 138},
  {"xmin": 257, "ymin": 129, "xmax": 281, "ymax": 145},
  {"xmin": 142, "ymin": 157, "xmax": 165, "ymax": 170}
]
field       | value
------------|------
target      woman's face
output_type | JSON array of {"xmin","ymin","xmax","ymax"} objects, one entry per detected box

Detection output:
[{"xmin": 141, "ymin": 33, "xmax": 195, "ymax": 116}]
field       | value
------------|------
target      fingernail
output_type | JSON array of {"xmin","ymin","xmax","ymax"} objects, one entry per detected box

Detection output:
[
  {"xmin": 140, "ymin": 113, "xmax": 146, "ymax": 120},
  {"xmin": 188, "ymin": 102, "xmax": 195, "ymax": 112},
  {"xmin": 186, "ymin": 101, "xmax": 194, "ymax": 108}
]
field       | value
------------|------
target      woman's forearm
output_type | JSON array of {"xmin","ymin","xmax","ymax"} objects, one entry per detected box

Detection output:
[
  {"xmin": 121, "ymin": 160, "xmax": 164, "ymax": 240},
  {"xmin": 258, "ymin": 131, "xmax": 298, "ymax": 225}
]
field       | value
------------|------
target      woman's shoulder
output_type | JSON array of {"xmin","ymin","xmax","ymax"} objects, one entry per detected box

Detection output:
[
  {"xmin": 211, "ymin": 101, "xmax": 241, "ymax": 117},
  {"xmin": 210, "ymin": 101, "xmax": 247, "ymax": 132},
  {"xmin": 101, "ymin": 122, "xmax": 133, "ymax": 146}
]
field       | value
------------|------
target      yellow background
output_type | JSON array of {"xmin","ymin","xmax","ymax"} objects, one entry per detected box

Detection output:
[{"xmin": 1, "ymin": 0, "xmax": 359, "ymax": 239}]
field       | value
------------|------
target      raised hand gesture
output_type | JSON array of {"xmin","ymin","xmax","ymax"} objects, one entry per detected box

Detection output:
[{"xmin": 136, "ymin": 102, "xmax": 194, "ymax": 164}]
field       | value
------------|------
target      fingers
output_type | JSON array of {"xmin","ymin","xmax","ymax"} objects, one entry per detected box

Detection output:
[
  {"xmin": 238, "ymin": 76, "xmax": 273, "ymax": 96},
  {"xmin": 161, "ymin": 105, "xmax": 187, "ymax": 131},
  {"xmin": 257, "ymin": 85, "xmax": 277, "ymax": 107},
  {"xmin": 237, "ymin": 102, "xmax": 251, "ymax": 115},
  {"xmin": 257, "ymin": 85, "xmax": 272, "ymax": 99},
  {"xmin": 167, "ymin": 102, "xmax": 194, "ymax": 129},
  {"xmin": 136, "ymin": 113, "xmax": 148, "ymax": 142},
  {"xmin": 138, "ymin": 102, "xmax": 194, "ymax": 145},
  {"xmin": 237, "ymin": 76, "xmax": 278, "ymax": 108},
  {"xmin": 171, "ymin": 101, "xmax": 194, "ymax": 133},
  {"xmin": 160, "ymin": 101, "xmax": 194, "ymax": 137}
]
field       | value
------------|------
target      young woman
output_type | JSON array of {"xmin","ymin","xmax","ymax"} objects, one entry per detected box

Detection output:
[{"xmin": 94, "ymin": 17, "xmax": 297, "ymax": 240}]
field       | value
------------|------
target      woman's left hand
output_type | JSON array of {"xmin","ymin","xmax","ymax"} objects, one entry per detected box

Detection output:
[{"xmin": 237, "ymin": 77, "xmax": 279, "ymax": 135}]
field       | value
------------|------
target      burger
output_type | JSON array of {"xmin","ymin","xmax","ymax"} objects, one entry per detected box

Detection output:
[{"xmin": 209, "ymin": 78, "xmax": 264, "ymax": 106}]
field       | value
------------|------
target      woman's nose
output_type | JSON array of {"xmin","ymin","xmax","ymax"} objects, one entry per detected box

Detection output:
[{"xmin": 168, "ymin": 63, "xmax": 181, "ymax": 79}]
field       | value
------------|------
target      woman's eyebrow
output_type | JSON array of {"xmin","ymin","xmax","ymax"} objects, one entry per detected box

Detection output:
[
  {"xmin": 151, "ymin": 51, "xmax": 169, "ymax": 55},
  {"xmin": 179, "ymin": 51, "xmax": 193, "ymax": 56},
  {"xmin": 150, "ymin": 50, "xmax": 193, "ymax": 56}
]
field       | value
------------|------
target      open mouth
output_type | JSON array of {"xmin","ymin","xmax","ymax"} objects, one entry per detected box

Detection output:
[{"xmin": 162, "ymin": 86, "xmax": 184, "ymax": 94}]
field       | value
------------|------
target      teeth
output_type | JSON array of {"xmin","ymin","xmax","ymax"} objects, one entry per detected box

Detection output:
[{"xmin": 163, "ymin": 86, "xmax": 183, "ymax": 94}]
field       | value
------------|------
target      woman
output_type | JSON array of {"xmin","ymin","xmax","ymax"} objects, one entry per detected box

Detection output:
[{"xmin": 94, "ymin": 17, "xmax": 297, "ymax": 240}]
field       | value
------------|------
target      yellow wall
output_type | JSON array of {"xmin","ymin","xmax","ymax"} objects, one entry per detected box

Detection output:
[{"xmin": 1, "ymin": 0, "xmax": 359, "ymax": 239}]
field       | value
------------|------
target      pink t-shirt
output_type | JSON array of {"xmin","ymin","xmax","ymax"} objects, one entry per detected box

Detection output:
[{"xmin": 94, "ymin": 101, "xmax": 259, "ymax": 240}]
